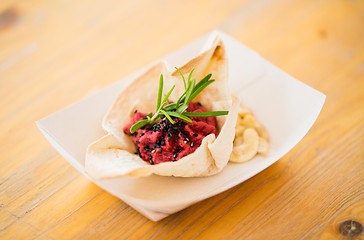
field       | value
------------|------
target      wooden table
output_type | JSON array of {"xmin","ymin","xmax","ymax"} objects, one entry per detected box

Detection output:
[{"xmin": 1, "ymin": 0, "xmax": 363, "ymax": 239}]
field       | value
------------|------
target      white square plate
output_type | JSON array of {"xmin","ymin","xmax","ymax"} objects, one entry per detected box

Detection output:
[{"xmin": 37, "ymin": 30, "xmax": 325, "ymax": 221}]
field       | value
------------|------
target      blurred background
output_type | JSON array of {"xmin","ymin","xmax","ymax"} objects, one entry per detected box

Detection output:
[
  {"xmin": 1, "ymin": 0, "xmax": 363, "ymax": 112},
  {"xmin": 1, "ymin": 0, "xmax": 363, "ymax": 239}
]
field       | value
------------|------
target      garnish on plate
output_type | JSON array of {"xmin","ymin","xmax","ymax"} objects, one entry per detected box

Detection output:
[{"xmin": 129, "ymin": 67, "xmax": 229, "ymax": 133}]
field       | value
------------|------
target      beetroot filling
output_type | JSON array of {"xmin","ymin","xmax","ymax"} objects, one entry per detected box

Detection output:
[{"xmin": 123, "ymin": 102, "xmax": 218, "ymax": 165}]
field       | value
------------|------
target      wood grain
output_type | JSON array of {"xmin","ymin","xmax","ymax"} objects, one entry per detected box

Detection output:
[{"xmin": 1, "ymin": 0, "xmax": 363, "ymax": 239}]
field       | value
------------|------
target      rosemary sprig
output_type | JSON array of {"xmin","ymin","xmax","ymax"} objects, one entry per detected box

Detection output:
[{"xmin": 129, "ymin": 67, "xmax": 229, "ymax": 133}]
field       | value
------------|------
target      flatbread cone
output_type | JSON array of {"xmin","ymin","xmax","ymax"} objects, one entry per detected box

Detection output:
[{"xmin": 85, "ymin": 36, "xmax": 240, "ymax": 178}]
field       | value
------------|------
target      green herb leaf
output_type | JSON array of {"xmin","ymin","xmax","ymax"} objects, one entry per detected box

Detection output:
[
  {"xmin": 156, "ymin": 74, "xmax": 163, "ymax": 111},
  {"xmin": 176, "ymin": 104, "xmax": 189, "ymax": 114},
  {"xmin": 130, "ymin": 119, "xmax": 150, "ymax": 133},
  {"xmin": 160, "ymin": 109, "xmax": 174, "ymax": 124},
  {"xmin": 160, "ymin": 85, "xmax": 175, "ymax": 109},
  {"xmin": 184, "ymin": 78, "xmax": 195, "ymax": 105},
  {"xmin": 184, "ymin": 111, "xmax": 229, "ymax": 117},
  {"xmin": 179, "ymin": 75, "xmax": 212, "ymax": 104},
  {"xmin": 188, "ymin": 80, "xmax": 215, "ymax": 103},
  {"xmin": 187, "ymin": 68, "xmax": 195, "ymax": 82},
  {"xmin": 166, "ymin": 111, "xmax": 192, "ymax": 122},
  {"xmin": 193, "ymin": 74, "xmax": 211, "ymax": 92},
  {"xmin": 175, "ymin": 67, "xmax": 187, "ymax": 90},
  {"xmin": 164, "ymin": 103, "xmax": 177, "ymax": 111},
  {"xmin": 176, "ymin": 91, "xmax": 186, "ymax": 108}
]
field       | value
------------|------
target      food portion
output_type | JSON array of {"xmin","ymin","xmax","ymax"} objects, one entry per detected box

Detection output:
[
  {"xmin": 120, "ymin": 65, "xmax": 229, "ymax": 165},
  {"xmin": 85, "ymin": 34, "xmax": 271, "ymax": 179},
  {"xmin": 86, "ymin": 35, "xmax": 240, "ymax": 178},
  {"xmin": 123, "ymin": 101, "xmax": 218, "ymax": 165},
  {"xmin": 230, "ymin": 105, "xmax": 269, "ymax": 163}
]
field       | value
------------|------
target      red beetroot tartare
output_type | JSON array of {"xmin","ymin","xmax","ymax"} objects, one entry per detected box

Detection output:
[{"xmin": 123, "ymin": 102, "xmax": 217, "ymax": 165}]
